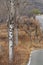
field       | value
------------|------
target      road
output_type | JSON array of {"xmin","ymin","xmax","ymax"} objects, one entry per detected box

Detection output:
[{"xmin": 27, "ymin": 49, "xmax": 43, "ymax": 65}]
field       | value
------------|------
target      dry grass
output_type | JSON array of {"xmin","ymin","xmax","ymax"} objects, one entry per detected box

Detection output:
[{"xmin": 0, "ymin": 17, "xmax": 43, "ymax": 65}]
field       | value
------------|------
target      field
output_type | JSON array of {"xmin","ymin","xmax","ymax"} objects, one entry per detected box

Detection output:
[{"xmin": 0, "ymin": 17, "xmax": 43, "ymax": 65}]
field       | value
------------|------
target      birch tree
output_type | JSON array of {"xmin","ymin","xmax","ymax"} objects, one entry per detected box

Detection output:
[
  {"xmin": 8, "ymin": 0, "xmax": 19, "ymax": 64},
  {"xmin": 8, "ymin": 0, "xmax": 16, "ymax": 64}
]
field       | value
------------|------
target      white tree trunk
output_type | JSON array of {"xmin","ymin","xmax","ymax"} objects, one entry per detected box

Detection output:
[
  {"xmin": 8, "ymin": 0, "xmax": 15, "ymax": 63},
  {"xmin": 8, "ymin": 0, "xmax": 19, "ymax": 63},
  {"xmin": 9, "ymin": 24, "xmax": 14, "ymax": 62}
]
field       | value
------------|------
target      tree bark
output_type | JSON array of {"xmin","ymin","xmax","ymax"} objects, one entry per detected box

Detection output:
[{"xmin": 8, "ymin": 0, "xmax": 15, "ymax": 64}]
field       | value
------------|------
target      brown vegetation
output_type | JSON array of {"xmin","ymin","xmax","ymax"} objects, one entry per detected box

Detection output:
[{"xmin": 0, "ymin": 16, "xmax": 43, "ymax": 65}]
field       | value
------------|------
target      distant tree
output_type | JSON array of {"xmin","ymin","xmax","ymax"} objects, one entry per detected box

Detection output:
[
  {"xmin": 31, "ymin": 9, "xmax": 41, "ymax": 15},
  {"xmin": 29, "ymin": 9, "xmax": 41, "ymax": 18}
]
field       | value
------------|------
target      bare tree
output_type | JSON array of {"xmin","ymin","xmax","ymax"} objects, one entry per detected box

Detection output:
[
  {"xmin": 8, "ymin": 0, "xmax": 16, "ymax": 64},
  {"xmin": 14, "ymin": 0, "xmax": 19, "ymax": 45},
  {"xmin": 8, "ymin": 0, "xmax": 20, "ymax": 64}
]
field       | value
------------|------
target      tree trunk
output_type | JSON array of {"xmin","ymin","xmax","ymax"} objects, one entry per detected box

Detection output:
[
  {"xmin": 15, "ymin": 0, "xmax": 19, "ymax": 45},
  {"xmin": 8, "ymin": 0, "xmax": 15, "ymax": 64}
]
